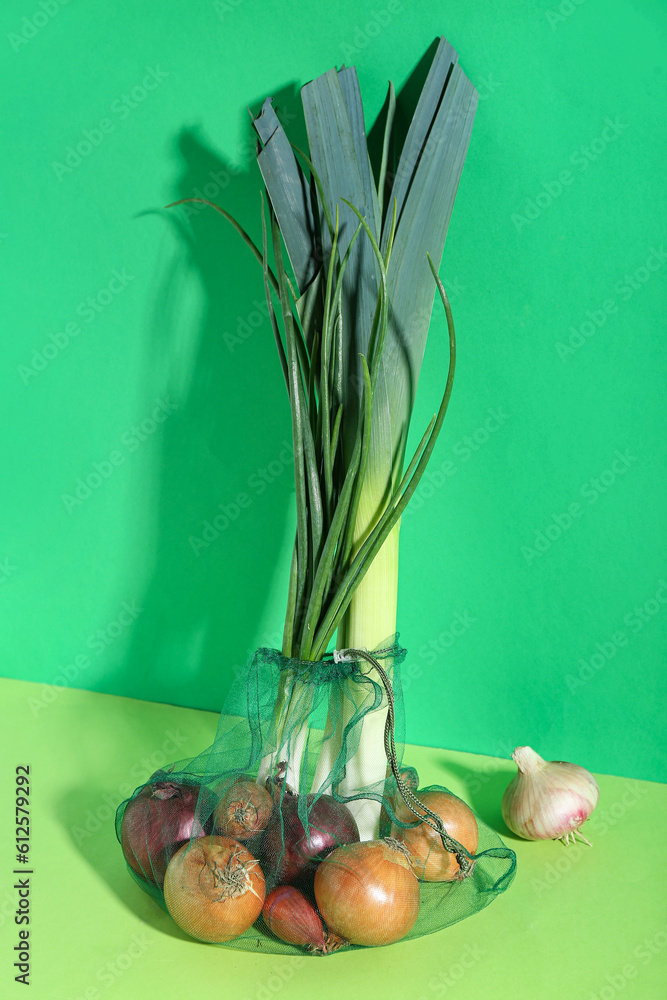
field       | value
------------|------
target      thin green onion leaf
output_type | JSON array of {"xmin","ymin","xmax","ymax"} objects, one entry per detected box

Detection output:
[
  {"xmin": 310, "ymin": 266, "xmax": 456, "ymax": 658},
  {"xmin": 340, "ymin": 200, "xmax": 388, "ymax": 389},
  {"xmin": 333, "ymin": 311, "xmax": 344, "ymax": 412},
  {"xmin": 166, "ymin": 198, "xmax": 278, "ymax": 293},
  {"xmin": 326, "ymin": 222, "xmax": 364, "ymax": 406},
  {"xmin": 299, "ymin": 355, "xmax": 371, "ymax": 659},
  {"xmin": 329, "ymin": 220, "xmax": 363, "ymax": 308},
  {"xmin": 339, "ymin": 351, "xmax": 375, "ymax": 568},
  {"xmin": 300, "ymin": 390, "xmax": 324, "ymax": 597},
  {"xmin": 260, "ymin": 193, "xmax": 289, "ymax": 391},
  {"xmin": 307, "ymin": 325, "xmax": 321, "ymax": 444},
  {"xmin": 271, "ymin": 211, "xmax": 310, "ymax": 638},
  {"xmin": 330, "ymin": 403, "xmax": 343, "ymax": 472},
  {"xmin": 392, "ymin": 414, "xmax": 436, "ymax": 501},
  {"xmin": 299, "ymin": 431, "xmax": 362, "ymax": 659},
  {"xmin": 283, "ymin": 273, "xmax": 312, "ymax": 394},
  {"xmin": 320, "ymin": 207, "xmax": 340, "ymax": 510},
  {"xmin": 273, "ymin": 228, "xmax": 325, "ymax": 606},
  {"xmin": 296, "ymin": 269, "xmax": 323, "ymax": 355},
  {"xmin": 282, "ymin": 535, "xmax": 299, "ymax": 657},
  {"xmin": 383, "ymin": 197, "xmax": 398, "ymax": 272}
]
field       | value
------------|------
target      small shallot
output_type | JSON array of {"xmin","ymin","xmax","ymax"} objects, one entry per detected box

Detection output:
[
  {"xmin": 501, "ymin": 746, "xmax": 599, "ymax": 845},
  {"xmin": 262, "ymin": 885, "xmax": 345, "ymax": 954}
]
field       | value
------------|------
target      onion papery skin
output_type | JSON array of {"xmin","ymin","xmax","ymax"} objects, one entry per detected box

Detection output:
[
  {"xmin": 262, "ymin": 885, "xmax": 328, "ymax": 952},
  {"xmin": 390, "ymin": 789, "xmax": 478, "ymax": 882},
  {"xmin": 213, "ymin": 780, "xmax": 273, "ymax": 841},
  {"xmin": 260, "ymin": 793, "xmax": 359, "ymax": 889},
  {"xmin": 314, "ymin": 839, "xmax": 420, "ymax": 947},
  {"xmin": 164, "ymin": 835, "xmax": 265, "ymax": 943},
  {"xmin": 501, "ymin": 748, "xmax": 600, "ymax": 842},
  {"xmin": 120, "ymin": 780, "xmax": 215, "ymax": 887}
]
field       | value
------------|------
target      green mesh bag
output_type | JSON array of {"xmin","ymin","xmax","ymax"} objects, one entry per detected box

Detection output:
[
  {"xmin": 116, "ymin": 638, "xmax": 515, "ymax": 953},
  {"xmin": 116, "ymin": 36, "xmax": 517, "ymax": 953}
]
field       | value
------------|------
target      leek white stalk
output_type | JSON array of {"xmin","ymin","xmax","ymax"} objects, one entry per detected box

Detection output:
[
  {"xmin": 311, "ymin": 523, "xmax": 399, "ymax": 837},
  {"xmin": 329, "ymin": 525, "xmax": 399, "ymax": 838},
  {"xmin": 257, "ymin": 672, "xmax": 313, "ymax": 791}
]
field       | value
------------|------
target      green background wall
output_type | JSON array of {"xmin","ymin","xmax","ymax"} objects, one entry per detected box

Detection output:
[{"xmin": 2, "ymin": 0, "xmax": 665, "ymax": 782}]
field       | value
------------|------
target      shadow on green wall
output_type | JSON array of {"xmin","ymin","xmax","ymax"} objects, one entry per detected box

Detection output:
[
  {"xmin": 114, "ymin": 41, "xmax": 443, "ymax": 716},
  {"xmin": 117, "ymin": 86, "xmax": 306, "ymax": 714}
]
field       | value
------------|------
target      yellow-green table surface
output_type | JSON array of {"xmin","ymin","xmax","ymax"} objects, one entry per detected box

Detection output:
[{"xmin": 2, "ymin": 678, "xmax": 666, "ymax": 1000}]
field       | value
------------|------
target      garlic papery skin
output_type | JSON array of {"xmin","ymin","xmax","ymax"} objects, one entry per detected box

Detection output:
[{"xmin": 501, "ymin": 746, "xmax": 600, "ymax": 845}]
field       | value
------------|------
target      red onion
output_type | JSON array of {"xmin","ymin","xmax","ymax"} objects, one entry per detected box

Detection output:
[
  {"xmin": 260, "ymin": 791, "xmax": 359, "ymax": 889},
  {"xmin": 120, "ymin": 779, "xmax": 214, "ymax": 886}
]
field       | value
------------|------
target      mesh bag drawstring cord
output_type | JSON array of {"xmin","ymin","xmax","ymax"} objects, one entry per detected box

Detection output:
[{"xmin": 331, "ymin": 646, "xmax": 475, "ymax": 878}]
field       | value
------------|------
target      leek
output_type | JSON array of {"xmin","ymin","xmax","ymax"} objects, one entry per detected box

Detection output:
[{"xmin": 197, "ymin": 38, "xmax": 477, "ymax": 820}]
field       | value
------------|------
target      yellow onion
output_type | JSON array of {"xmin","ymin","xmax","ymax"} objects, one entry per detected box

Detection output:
[
  {"xmin": 501, "ymin": 746, "xmax": 599, "ymax": 845},
  {"xmin": 164, "ymin": 835, "xmax": 265, "ymax": 942},
  {"xmin": 212, "ymin": 780, "xmax": 273, "ymax": 841},
  {"xmin": 314, "ymin": 838, "xmax": 420, "ymax": 946},
  {"xmin": 390, "ymin": 788, "xmax": 478, "ymax": 881}
]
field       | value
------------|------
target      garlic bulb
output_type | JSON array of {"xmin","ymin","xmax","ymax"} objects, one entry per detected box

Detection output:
[{"xmin": 501, "ymin": 746, "xmax": 599, "ymax": 845}]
